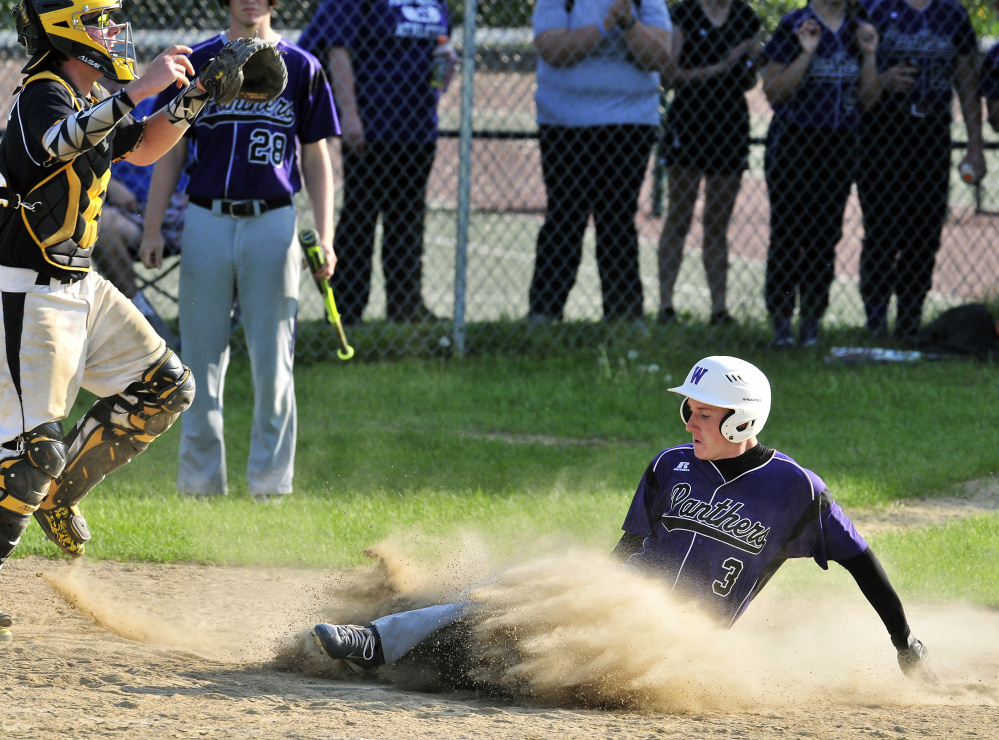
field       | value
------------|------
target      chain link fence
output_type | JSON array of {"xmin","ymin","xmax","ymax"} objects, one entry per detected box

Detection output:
[{"xmin": 1, "ymin": 1, "xmax": 996, "ymax": 361}]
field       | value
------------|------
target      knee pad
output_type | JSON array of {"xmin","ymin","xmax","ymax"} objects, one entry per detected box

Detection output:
[
  {"xmin": 125, "ymin": 350, "xmax": 196, "ymax": 438},
  {"xmin": 0, "ymin": 423, "xmax": 65, "ymax": 563},
  {"xmin": 46, "ymin": 352, "xmax": 194, "ymax": 509}
]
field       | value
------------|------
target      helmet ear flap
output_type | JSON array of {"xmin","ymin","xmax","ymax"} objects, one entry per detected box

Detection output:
[{"xmin": 680, "ymin": 398, "xmax": 691, "ymax": 424}]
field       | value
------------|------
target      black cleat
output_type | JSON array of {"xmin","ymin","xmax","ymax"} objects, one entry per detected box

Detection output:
[
  {"xmin": 312, "ymin": 623, "xmax": 383, "ymax": 672},
  {"xmin": 33, "ymin": 505, "xmax": 91, "ymax": 557}
]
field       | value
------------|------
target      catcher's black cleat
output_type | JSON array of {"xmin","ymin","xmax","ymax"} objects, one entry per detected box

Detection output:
[
  {"xmin": 33, "ymin": 505, "xmax": 91, "ymax": 558},
  {"xmin": 312, "ymin": 623, "xmax": 383, "ymax": 672}
]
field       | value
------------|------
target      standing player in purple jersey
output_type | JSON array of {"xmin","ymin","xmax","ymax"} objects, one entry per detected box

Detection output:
[
  {"xmin": 310, "ymin": 356, "xmax": 931, "ymax": 681},
  {"xmin": 141, "ymin": 0, "xmax": 339, "ymax": 501},
  {"xmin": 857, "ymin": 0, "xmax": 984, "ymax": 343}
]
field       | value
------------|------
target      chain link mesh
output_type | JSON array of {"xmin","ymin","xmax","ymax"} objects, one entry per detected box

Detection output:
[{"xmin": 0, "ymin": 1, "xmax": 995, "ymax": 361}]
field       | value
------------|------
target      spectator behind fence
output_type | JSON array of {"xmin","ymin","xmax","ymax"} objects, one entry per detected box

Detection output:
[
  {"xmin": 657, "ymin": 0, "xmax": 761, "ymax": 327},
  {"xmin": 143, "ymin": 0, "xmax": 338, "ymax": 503},
  {"xmin": 96, "ymin": 98, "xmax": 190, "ymax": 351},
  {"xmin": 527, "ymin": 0, "xmax": 672, "ymax": 327},
  {"xmin": 856, "ymin": 0, "xmax": 984, "ymax": 343},
  {"xmin": 759, "ymin": 0, "xmax": 880, "ymax": 349},
  {"xmin": 299, "ymin": 0, "xmax": 457, "ymax": 325}
]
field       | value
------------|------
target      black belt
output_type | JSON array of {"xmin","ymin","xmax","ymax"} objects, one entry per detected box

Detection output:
[{"xmin": 189, "ymin": 196, "xmax": 293, "ymax": 218}]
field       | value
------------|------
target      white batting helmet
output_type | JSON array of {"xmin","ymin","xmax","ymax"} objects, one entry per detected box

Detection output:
[{"xmin": 668, "ymin": 356, "xmax": 771, "ymax": 443}]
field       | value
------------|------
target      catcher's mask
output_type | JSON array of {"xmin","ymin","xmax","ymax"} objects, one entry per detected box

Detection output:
[
  {"xmin": 669, "ymin": 356, "xmax": 772, "ymax": 443},
  {"xmin": 14, "ymin": 0, "xmax": 137, "ymax": 82}
]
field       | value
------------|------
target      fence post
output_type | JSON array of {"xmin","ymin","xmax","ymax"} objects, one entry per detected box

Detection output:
[{"xmin": 453, "ymin": 0, "xmax": 477, "ymax": 356}]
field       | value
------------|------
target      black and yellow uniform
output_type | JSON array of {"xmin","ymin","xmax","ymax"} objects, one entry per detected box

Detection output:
[
  {"xmin": 0, "ymin": 69, "xmax": 194, "ymax": 570},
  {"xmin": 0, "ymin": 71, "xmax": 143, "ymax": 279}
]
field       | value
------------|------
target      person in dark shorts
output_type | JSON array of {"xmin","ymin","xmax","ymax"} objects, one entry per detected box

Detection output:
[{"xmin": 657, "ymin": 0, "xmax": 761, "ymax": 327}]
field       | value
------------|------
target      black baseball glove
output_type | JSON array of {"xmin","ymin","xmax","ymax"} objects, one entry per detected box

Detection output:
[{"xmin": 199, "ymin": 37, "xmax": 288, "ymax": 106}]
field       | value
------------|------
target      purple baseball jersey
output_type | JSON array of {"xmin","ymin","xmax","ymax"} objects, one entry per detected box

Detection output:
[
  {"xmin": 622, "ymin": 444, "xmax": 867, "ymax": 627},
  {"xmin": 863, "ymin": 0, "xmax": 976, "ymax": 118},
  {"xmin": 151, "ymin": 35, "xmax": 339, "ymax": 201},
  {"xmin": 760, "ymin": 6, "xmax": 865, "ymax": 130}
]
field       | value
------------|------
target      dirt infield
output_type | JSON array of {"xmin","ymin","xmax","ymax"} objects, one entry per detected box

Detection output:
[{"xmin": 2, "ymin": 480, "xmax": 998, "ymax": 740}]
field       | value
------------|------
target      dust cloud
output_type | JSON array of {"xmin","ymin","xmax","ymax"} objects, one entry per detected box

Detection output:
[{"xmin": 276, "ymin": 534, "xmax": 999, "ymax": 713}]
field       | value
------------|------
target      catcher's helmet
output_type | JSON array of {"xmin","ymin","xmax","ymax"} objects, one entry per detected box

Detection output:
[
  {"xmin": 668, "ymin": 356, "xmax": 771, "ymax": 443},
  {"xmin": 13, "ymin": 0, "xmax": 137, "ymax": 82}
]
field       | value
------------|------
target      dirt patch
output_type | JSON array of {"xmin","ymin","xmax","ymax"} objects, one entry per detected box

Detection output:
[
  {"xmin": 851, "ymin": 476, "xmax": 999, "ymax": 534},
  {"xmin": 1, "ymin": 486, "xmax": 997, "ymax": 739}
]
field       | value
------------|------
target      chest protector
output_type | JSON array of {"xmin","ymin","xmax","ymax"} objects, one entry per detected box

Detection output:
[{"xmin": 5, "ymin": 72, "xmax": 112, "ymax": 274}]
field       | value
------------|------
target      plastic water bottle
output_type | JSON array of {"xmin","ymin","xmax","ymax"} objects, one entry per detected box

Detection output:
[
  {"xmin": 960, "ymin": 163, "xmax": 975, "ymax": 184},
  {"xmin": 430, "ymin": 36, "xmax": 451, "ymax": 90}
]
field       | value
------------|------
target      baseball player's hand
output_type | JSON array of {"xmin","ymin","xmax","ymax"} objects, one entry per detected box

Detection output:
[
  {"xmin": 721, "ymin": 39, "xmax": 754, "ymax": 72},
  {"xmin": 139, "ymin": 232, "xmax": 166, "ymax": 270},
  {"xmin": 796, "ymin": 19, "xmax": 821, "ymax": 56},
  {"xmin": 313, "ymin": 243, "xmax": 337, "ymax": 281},
  {"xmin": 340, "ymin": 110, "xmax": 365, "ymax": 154},
  {"xmin": 855, "ymin": 22, "xmax": 878, "ymax": 57},
  {"xmin": 124, "ymin": 45, "xmax": 196, "ymax": 104},
  {"xmin": 960, "ymin": 149, "xmax": 987, "ymax": 185},
  {"xmin": 881, "ymin": 62, "xmax": 919, "ymax": 94}
]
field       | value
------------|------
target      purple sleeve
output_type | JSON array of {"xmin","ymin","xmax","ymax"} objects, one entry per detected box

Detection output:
[
  {"xmin": 785, "ymin": 494, "xmax": 868, "ymax": 568},
  {"xmin": 291, "ymin": 46, "xmax": 341, "ymax": 143},
  {"xmin": 621, "ymin": 453, "xmax": 669, "ymax": 535}
]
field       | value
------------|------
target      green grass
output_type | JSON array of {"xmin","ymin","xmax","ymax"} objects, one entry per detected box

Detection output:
[{"xmin": 14, "ymin": 344, "xmax": 999, "ymax": 607}]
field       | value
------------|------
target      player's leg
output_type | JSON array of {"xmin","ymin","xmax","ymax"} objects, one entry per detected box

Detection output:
[
  {"xmin": 235, "ymin": 206, "xmax": 298, "ymax": 498},
  {"xmin": 529, "ymin": 124, "xmax": 590, "ymax": 322},
  {"xmin": 382, "ymin": 140, "xmax": 437, "ymax": 321},
  {"xmin": 592, "ymin": 124, "xmax": 656, "ymax": 321},
  {"xmin": 1, "ymin": 273, "xmax": 88, "ymax": 560},
  {"xmin": 33, "ymin": 275, "xmax": 194, "ymax": 554},
  {"xmin": 176, "ymin": 206, "xmax": 236, "ymax": 496},
  {"xmin": 797, "ymin": 131, "xmax": 853, "ymax": 346},
  {"xmin": 330, "ymin": 144, "xmax": 381, "ymax": 325},
  {"xmin": 313, "ymin": 602, "xmax": 472, "ymax": 672},
  {"xmin": 701, "ymin": 171, "xmax": 742, "ymax": 322},
  {"xmin": 857, "ymin": 117, "xmax": 903, "ymax": 335},
  {"xmin": 657, "ymin": 166, "xmax": 702, "ymax": 322},
  {"xmin": 764, "ymin": 122, "xmax": 810, "ymax": 346},
  {"xmin": 892, "ymin": 119, "xmax": 951, "ymax": 342}
]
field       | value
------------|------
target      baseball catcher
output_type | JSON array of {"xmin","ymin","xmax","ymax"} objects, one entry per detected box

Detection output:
[
  {"xmin": 311, "ymin": 357, "xmax": 933, "ymax": 685},
  {"xmin": 198, "ymin": 36, "xmax": 288, "ymax": 106},
  {"xmin": 0, "ymin": 0, "xmax": 225, "ymax": 637}
]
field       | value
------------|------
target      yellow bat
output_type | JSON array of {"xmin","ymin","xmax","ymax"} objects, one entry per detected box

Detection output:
[{"xmin": 298, "ymin": 229, "xmax": 354, "ymax": 361}]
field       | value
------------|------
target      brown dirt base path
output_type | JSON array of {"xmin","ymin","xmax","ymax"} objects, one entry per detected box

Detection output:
[{"xmin": 1, "ymin": 482, "xmax": 997, "ymax": 739}]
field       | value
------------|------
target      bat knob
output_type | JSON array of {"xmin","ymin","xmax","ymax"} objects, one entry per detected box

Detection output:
[{"xmin": 337, "ymin": 345, "xmax": 355, "ymax": 361}]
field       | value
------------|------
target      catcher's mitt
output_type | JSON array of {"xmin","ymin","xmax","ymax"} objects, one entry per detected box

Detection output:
[{"xmin": 199, "ymin": 37, "xmax": 288, "ymax": 106}]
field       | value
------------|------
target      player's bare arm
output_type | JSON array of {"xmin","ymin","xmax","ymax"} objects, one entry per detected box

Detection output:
[
  {"xmin": 955, "ymin": 52, "xmax": 986, "ymax": 183},
  {"xmin": 300, "ymin": 138, "xmax": 336, "ymax": 281},
  {"xmin": 139, "ymin": 140, "xmax": 186, "ymax": 269},
  {"xmin": 328, "ymin": 47, "xmax": 364, "ymax": 154}
]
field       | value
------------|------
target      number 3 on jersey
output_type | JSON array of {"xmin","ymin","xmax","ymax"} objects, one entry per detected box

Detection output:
[
  {"xmin": 248, "ymin": 129, "xmax": 287, "ymax": 167},
  {"xmin": 713, "ymin": 557, "xmax": 744, "ymax": 596}
]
